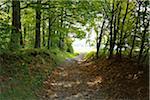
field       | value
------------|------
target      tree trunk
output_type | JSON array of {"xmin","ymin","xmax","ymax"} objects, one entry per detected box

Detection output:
[
  {"xmin": 96, "ymin": 19, "xmax": 105, "ymax": 59},
  {"xmin": 129, "ymin": 2, "xmax": 141, "ymax": 58},
  {"xmin": 103, "ymin": 38, "xmax": 109, "ymax": 55},
  {"xmin": 48, "ymin": 17, "xmax": 51, "ymax": 49},
  {"xmin": 109, "ymin": 0, "xmax": 114, "ymax": 59},
  {"xmin": 119, "ymin": 0, "xmax": 129, "ymax": 57},
  {"xmin": 59, "ymin": 8, "xmax": 64, "ymax": 49},
  {"xmin": 42, "ymin": 16, "xmax": 46, "ymax": 47},
  {"xmin": 138, "ymin": 4, "xmax": 148, "ymax": 63},
  {"xmin": 35, "ymin": 0, "xmax": 41, "ymax": 48},
  {"xmin": 10, "ymin": 0, "xmax": 21, "ymax": 50},
  {"xmin": 111, "ymin": 14, "xmax": 117, "ymax": 55},
  {"xmin": 23, "ymin": 25, "xmax": 26, "ymax": 48},
  {"xmin": 116, "ymin": 5, "xmax": 121, "ymax": 55}
]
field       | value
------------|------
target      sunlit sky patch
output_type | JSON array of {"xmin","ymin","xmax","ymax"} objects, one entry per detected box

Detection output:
[{"xmin": 72, "ymin": 28, "xmax": 96, "ymax": 53}]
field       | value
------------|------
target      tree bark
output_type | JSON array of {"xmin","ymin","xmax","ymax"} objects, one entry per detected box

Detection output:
[
  {"xmin": 138, "ymin": 3, "xmax": 149, "ymax": 63},
  {"xmin": 96, "ymin": 19, "xmax": 105, "ymax": 59},
  {"xmin": 59, "ymin": 8, "xmax": 64, "ymax": 49},
  {"xmin": 119, "ymin": 0, "xmax": 129, "ymax": 57},
  {"xmin": 112, "ymin": 14, "xmax": 117, "ymax": 55},
  {"xmin": 35, "ymin": 0, "xmax": 41, "ymax": 48},
  {"xmin": 48, "ymin": 17, "xmax": 51, "ymax": 49},
  {"xmin": 109, "ymin": 0, "xmax": 114, "ymax": 58},
  {"xmin": 116, "ymin": 5, "xmax": 121, "ymax": 55},
  {"xmin": 129, "ymin": 2, "xmax": 141, "ymax": 58},
  {"xmin": 42, "ymin": 16, "xmax": 46, "ymax": 47},
  {"xmin": 23, "ymin": 25, "xmax": 26, "ymax": 48},
  {"xmin": 10, "ymin": 0, "xmax": 21, "ymax": 50}
]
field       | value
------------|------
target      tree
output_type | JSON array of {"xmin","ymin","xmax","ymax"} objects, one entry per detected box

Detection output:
[
  {"xmin": 108, "ymin": 0, "xmax": 115, "ymax": 59},
  {"xmin": 0, "ymin": 0, "xmax": 148, "ymax": 64},
  {"xmin": 47, "ymin": 15, "xmax": 51, "ymax": 49},
  {"xmin": 129, "ymin": 1, "xmax": 141, "ymax": 58},
  {"xmin": 96, "ymin": 19, "xmax": 105, "ymax": 58},
  {"xmin": 42, "ymin": 14, "xmax": 46, "ymax": 47},
  {"xmin": 10, "ymin": 0, "xmax": 21, "ymax": 50},
  {"xmin": 138, "ymin": 1, "xmax": 149, "ymax": 63},
  {"xmin": 35, "ymin": 0, "xmax": 41, "ymax": 48},
  {"xmin": 119, "ymin": 0, "xmax": 129, "ymax": 57}
]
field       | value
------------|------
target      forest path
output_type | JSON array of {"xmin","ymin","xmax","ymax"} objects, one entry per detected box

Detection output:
[{"xmin": 41, "ymin": 54, "xmax": 106, "ymax": 100}]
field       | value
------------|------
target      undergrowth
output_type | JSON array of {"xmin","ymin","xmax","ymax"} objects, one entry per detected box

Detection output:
[{"xmin": 0, "ymin": 48, "xmax": 76, "ymax": 100}]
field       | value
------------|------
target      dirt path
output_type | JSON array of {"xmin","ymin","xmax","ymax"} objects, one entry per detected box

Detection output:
[{"xmin": 41, "ymin": 54, "xmax": 106, "ymax": 100}]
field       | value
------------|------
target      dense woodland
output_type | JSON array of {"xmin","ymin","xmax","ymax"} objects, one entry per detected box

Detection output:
[
  {"xmin": 0, "ymin": 0, "xmax": 149, "ymax": 100},
  {"xmin": 0, "ymin": 0, "xmax": 149, "ymax": 62}
]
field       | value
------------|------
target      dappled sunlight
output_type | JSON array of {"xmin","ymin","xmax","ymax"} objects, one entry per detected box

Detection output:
[
  {"xmin": 52, "ymin": 68, "xmax": 68, "ymax": 77},
  {"xmin": 42, "ymin": 56, "xmax": 106, "ymax": 99},
  {"xmin": 50, "ymin": 81, "xmax": 81, "ymax": 88},
  {"xmin": 64, "ymin": 92, "xmax": 84, "ymax": 99},
  {"xmin": 87, "ymin": 76, "xmax": 103, "ymax": 87}
]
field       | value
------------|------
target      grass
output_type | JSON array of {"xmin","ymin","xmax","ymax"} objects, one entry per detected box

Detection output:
[
  {"xmin": 49, "ymin": 48, "xmax": 78, "ymax": 64},
  {"xmin": 0, "ymin": 79, "xmax": 38, "ymax": 100},
  {"xmin": 84, "ymin": 51, "xmax": 96, "ymax": 60},
  {"xmin": 0, "ymin": 48, "xmax": 76, "ymax": 100}
]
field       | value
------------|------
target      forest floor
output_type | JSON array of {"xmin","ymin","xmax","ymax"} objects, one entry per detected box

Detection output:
[
  {"xmin": 0, "ymin": 50, "xmax": 149, "ymax": 100},
  {"xmin": 40, "ymin": 54, "xmax": 149, "ymax": 100},
  {"xmin": 0, "ymin": 49, "xmax": 77, "ymax": 100},
  {"xmin": 41, "ymin": 54, "xmax": 106, "ymax": 100}
]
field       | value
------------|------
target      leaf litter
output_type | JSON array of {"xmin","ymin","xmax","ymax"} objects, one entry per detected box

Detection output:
[{"xmin": 40, "ymin": 56, "xmax": 149, "ymax": 100}]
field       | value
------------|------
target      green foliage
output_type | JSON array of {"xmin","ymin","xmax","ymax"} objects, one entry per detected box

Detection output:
[
  {"xmin": 0, "ymin": 9, "xmax": 11, "ymax": 52},
  {"xmin": 84, "ymin": 51, "xmax": 96, "ymax": 60},
  {"xmin": 49, "ymin": 48, "xmax": 77, "ymax": 64}
]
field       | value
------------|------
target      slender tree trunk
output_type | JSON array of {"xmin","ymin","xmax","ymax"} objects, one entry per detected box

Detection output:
[
  {"xmin": 96, "ymin": 19, "xmax": 105, "ymax": 59},
  {"xmin": 35, "ymin": 0, "xmax": 41, "ymax": 48},
  {"xmin": 112, "ymin": 14, "xmax": 117, "ymax": 55},
  {"xmin": 129, "ymin": 2, "xmax": 141, "ymax": 58},
  {"xmin": 58, "ymin": 32, "xmax": 62, "ymax": 48},
  {"xmin": 42, "ymin": 16, "xmax": 46, "ymax": 47},
  {"xmin": 18, "ymin": 1, "xmax": 23, "ymax": 47},
  {"xmin": 119, "ymin": 0, "xmax": 129, "ymax": 57},
  {"xmin": 51, "ymin": 30, "xmax": 53, "ymax": 47},
  {"xmin": 48, "ymin": 17, "xmax": 51, "ymax": 49},
  {"xmin": 56, "ymin": 31, "xmax": 60, "ymax": 47},
  {"xmin": 109, "ymin": 0, "xmax": 114, "ymax": 58},
  {"xmin": 116, "ymin": 5, "xmax": 121, "ymax": 55},
  {"xmin": 59, "ymin": 8, "xmax": 63, "ymax": 49},
  {"xmin": 23, "ymin": 25, "xmax": 26, "ymax": 48},
  {"xmin": 103, "ymin": 38, "xmax": 109, "ymax": 55},
  {"xmin": 10, "ymin": 0, "xmax": 21, "ymax": 50},
  {"xmin": 138, "ymin": 4, "xmax": 148, "ymax": 63},
  {"xmin": 142, "ymin": 47, "xmax": 149, "ymax": 64},
  {"xmin": 20, "ymin": 32, "xmax": 23, "ymax": 47}
]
